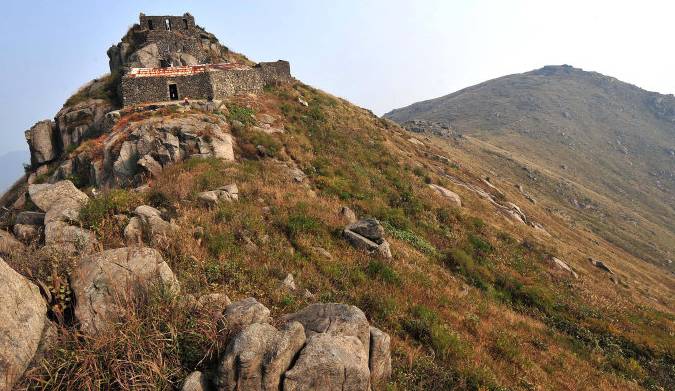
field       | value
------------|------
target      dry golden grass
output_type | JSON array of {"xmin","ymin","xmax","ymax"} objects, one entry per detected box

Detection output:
[{"xmin": 17, "ymin": 82, "xmax": 674, "ymax": 390}]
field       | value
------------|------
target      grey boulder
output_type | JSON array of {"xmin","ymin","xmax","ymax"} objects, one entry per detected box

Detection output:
[
  {"xmin": 283, "ymin": 334, "xmax": 370, "ymax": 391},
  {"xmin": 71, "ymin": 247, "xmax": 179, "ymax": 334},
  {"xmin": 0, "ymin": 257, "xmax": 48, "ymax": 391}
]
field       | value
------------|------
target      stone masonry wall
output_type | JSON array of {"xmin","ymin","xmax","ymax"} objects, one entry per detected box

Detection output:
[
  {"xmin": 121, "ymin": 62, "xmax": 292, "ymax": 106},
  {"xmin": 139, "ymin": 13, "xmax": 196, "ymax": 34},
  {"xmin": 121, "ymin": 72, "xmax": 213, "ymax": 106}
]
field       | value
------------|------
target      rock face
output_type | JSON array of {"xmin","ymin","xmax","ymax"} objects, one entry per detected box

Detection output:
[
  {"xmin": 343, "ymin": 219, "xmax": 392, "ymax": 259},
  {"xmin": 428, "ymin": 184, "xmax": 462, "ymax": 208},
  {"xmin": 283, "ymin": 334, "xmax": 370, "ymax": 391},
  {"xmin": 25, "ymin": 120, "xmax": 58, "ymax": 165},
  {"xmin": 55, "ymin": 99, "xmax": 113, "ymax": 153},
  {"xmin": 127, "ymin": 205, "xmax": 178, "ymax": 246},
  {"xmin": 104, "ymin": 114, "xmax": 235, "ymax": 187},
  {"xmin": 0, "ymin": 257, "xmax": 48, "ymax": 391},
  {"xmin": 214, "ymin": 301, "xmax": 391, "ymax": 391},
  {"xmin": 71, "ymin": 247, "xmax": 179, "ymax": 334}
]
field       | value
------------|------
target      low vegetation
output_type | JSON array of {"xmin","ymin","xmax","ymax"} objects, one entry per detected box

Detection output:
[{"xmin": 16, "ymin": 82, "xmax": 674, "ymax": 390}]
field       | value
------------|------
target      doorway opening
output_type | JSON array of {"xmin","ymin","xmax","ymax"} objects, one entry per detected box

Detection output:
[{"xmin": 168, "ymin": 84, "xmax": 179, "ymax": 100}]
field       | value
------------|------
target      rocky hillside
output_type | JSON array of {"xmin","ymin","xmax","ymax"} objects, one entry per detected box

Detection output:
[
  {"xmin": 386, "ymin": 65, "xmax": 675, "ymax": 270},
  {"xmin": 0, "ymin": 25, "xmax": 673, "ymax": 391}
]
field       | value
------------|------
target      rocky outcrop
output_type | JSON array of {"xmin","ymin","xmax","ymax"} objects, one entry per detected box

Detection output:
[
  {"xmin": 589, "ymin": 258, "xmax": 614, "ymax": 274},
  {"xmin": 213, "ymin": 301, "xmax": 391, "ymax": 391},
  {"xmin": 339, "ymin": 206, "xmax": 358, "ymax": 224},
  {"xmin": 25, "ymin": 120, "xmax": 58, "ymax": 166},
  {"xmin": 428, "ymin": 184, "xmax": 462, "ymax": 208},
  {"xmin": 55, "ymin": 99, "xmax": 114, "ymax": 153},
  {"xmin": 104, "ymin": 114, "xmax": 235, "ymax": 187},
  {"xmin": 27, "ymin": 181, "xmax": 98, "ymax": 253},
  {"xmin": 0, "ymin": 257, "xmax": 48, "ymax": 391},
  {"xmin": 343, "ymin": 219, "xmax": 392, "ymax": 258},
  {"xmin": 71, "ymin": 247, "xmax": 179, "ymax": 334},
  {"xmin": 181, "ymin": 371, "xmax": 210, "ymax": 391}
]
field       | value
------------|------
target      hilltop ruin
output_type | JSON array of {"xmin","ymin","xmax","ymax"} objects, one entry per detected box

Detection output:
[{"xmin": 109, "ymin": 13, "xmax": 292, "ymax": 106}]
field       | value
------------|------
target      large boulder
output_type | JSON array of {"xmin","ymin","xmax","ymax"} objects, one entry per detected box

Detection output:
[
  {"xmin": 71, "ymin": 247, "xmax": 179, "ymax": 334},
  {"xmin": 15, "ymin": 211, "xmax": 45, "ymax": 226},
  {"xmin": 25, "ymin": 120, "xmax": 58, "ymax": 165},
  {"xmin": 428, "ymin": 184, "xmax": 462, "ymax": 208},
  {"xmin": 44, "ymin": 221, "xmax": 98, "ymax": 254},
  {"xmin": 0, "ymin": 257, "xmax": 48, "ymax": 391},
  {"xmin": 55, "ymin": 99, "xmax": 113, "ymax": 152},
  {"xmin": 283, "ymin": 303, "xmax": 371, "ymax": 357},
  {"xmin": 215, "ymin": 321, "xmax": 306, "ymax": 391},
  {"xmin": 283, "ymin": 334, "xmax": 371, "ymax": 391},
  {"xmin": 28, "ymin": 180, "xmax": 88, "ymax": 215}
]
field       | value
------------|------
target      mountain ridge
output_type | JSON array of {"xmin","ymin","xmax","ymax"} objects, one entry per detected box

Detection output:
[{"xmin": 385, "ymin": 64, "xmax": 675, "ymax": 269}]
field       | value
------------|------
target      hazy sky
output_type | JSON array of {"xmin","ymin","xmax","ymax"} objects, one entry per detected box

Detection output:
[{"xmin": 1, "ymin": 0, "xmax": 673, "ymax": 156}]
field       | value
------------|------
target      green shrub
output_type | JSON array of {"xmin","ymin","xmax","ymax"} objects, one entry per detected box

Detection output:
[
  {"xmin": 382, "ymin": 221, "xmax": 437, "ymax": 255},
  {"xmin": 403, "ymin": 305, "xmax": 468, "ymax": 360},
  {"xmin": 80, "ymin": 189, "xmax": 139, "ymax": 229},
  {"xmin": 226, "ymin": 103, "xmax": 255, "ymax": 125},
  {"xmin": 365, "ymin": 260, "xmax": 401, "ymax": 285},
  {"xmin": 468, "ymin": 234, "xmax": 493, "ymax": 255}
]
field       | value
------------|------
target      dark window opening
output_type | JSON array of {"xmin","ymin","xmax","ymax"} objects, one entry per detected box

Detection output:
[
  {"xmin": 183, "ymin": 18, "xmax": 189, "ymax": 29},
  {"xmin": 160, "ymin": 59, "xmax": 170, "ymax": 68},
  {"xmin": 148, "ymin": 20, "xmax": 154, "ymax": 30},
  {"xmin": 165, "ymin": 18, "xmax": 171, "ymax": 31},
  {"xmin": 168, "ymin": 84, "xmax": 179, "ymax": 100}
]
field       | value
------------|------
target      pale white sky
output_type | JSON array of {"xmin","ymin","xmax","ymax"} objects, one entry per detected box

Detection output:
[{"xmin": 1, "ymin": 0, "xmax": 673, "ymax": 155}]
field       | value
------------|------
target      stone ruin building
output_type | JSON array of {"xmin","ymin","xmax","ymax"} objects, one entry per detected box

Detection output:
[{"xmin": 110, "ymin": 13, "xmax": 292, "ymax": 106}]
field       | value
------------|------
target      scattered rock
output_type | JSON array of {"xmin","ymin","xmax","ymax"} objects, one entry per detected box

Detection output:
[
  {"xmin": 256, "ymin": 113, "xmax": 276, "ymax": 125},
  {"xmin": 71, "ymin": 247, "xmax": 179, "ymax": 334},
  {"xmin": 589, "ymin": 258, "xmax": 614, "ymax": 274},
  {"xmin": 428, "ymin": 184, "xmax": 462, "ymax": 207},
  {"xmin": 0, "ymin": 257, "xmax": 48, "ymax": 391},
  {"xmin": 198, "ymin": 184, "xmax": 239, "ymax": 207},
  {"xmin": 343, "ymin": 219, "xmax": 392, "ymax": 259},
  {"xmin": 283, "ymin": 334, "xmax": 370, "ymax": 391},
  {"xmin": 298, "ymin": 97, "xmax": 309, "ymax": 107},
  {"xmin": 550, "ymin": 257, "xmax": 578, "ymax": 279},
  {"xmin": 221, "ymin": 297, "xmax": 271, "ymax": 334},
  {"xmin": 311, "ymin": 246, "xmax": 333, "ymax": 260},
  {"xmin": 181, "ymin": 371, "xmax": 210, "ymax": 391},
  {"xmin": 339, "ymin": 206, "xmax": 358, "ymax": 224},
  {"xmin": 282, "ymin": 273, "xmax": 297, "ymax": 291}
]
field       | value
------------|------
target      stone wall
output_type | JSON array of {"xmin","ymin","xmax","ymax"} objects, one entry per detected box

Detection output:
[
  {"xmin": 121, "ymin": 62, "xmax": 292, "ymax": 106},
  {"xmin": 121, "ymin": 72, "xmax": 214, "ymax": 106},
  {"xmin": 139, "ymin": 13, "xmax": 195, "ymax": 34}
]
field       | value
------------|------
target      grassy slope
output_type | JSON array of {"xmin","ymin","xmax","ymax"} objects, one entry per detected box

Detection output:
[
  {"xmin": 12, "ymin": 83, "xmax": 674, "ymax": 390},
  {"xmin": 384, "ymin": 66, "xmax": 675, "ymax": 270}
]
